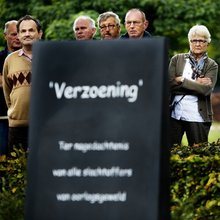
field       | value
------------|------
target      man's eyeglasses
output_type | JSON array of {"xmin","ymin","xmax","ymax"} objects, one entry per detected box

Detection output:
[
  {"xmin": 190, "ymin": 39, "xmax": 207, "ymax": 44},
  {"xmin": 100, "ymin": 24, "xmax": 116, "ymax": 31},
  {"xmin": 125, "ymin": 21, "xmax": 142, "ymax": 26}
]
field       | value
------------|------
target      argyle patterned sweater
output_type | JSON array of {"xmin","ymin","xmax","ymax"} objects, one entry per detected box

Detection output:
[{"xmin": 3, "ymin": 49, "xmax": 31, "ymax": 127}]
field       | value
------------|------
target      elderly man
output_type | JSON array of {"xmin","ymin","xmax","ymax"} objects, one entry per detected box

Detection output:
[
  {"xmin": 121, "ymin": 8, "xmax": 151, "ymax": 39},
  {"xmin": 73, "ymin": 15, "xmax": 96, "ymax": 40},
  {"xmin": 0, "ymin": 20, "xmax": 21, "ymax": 154},
  {"xmin": 97, "ymin": 11, "xmax": 121, "ymax": 40}
]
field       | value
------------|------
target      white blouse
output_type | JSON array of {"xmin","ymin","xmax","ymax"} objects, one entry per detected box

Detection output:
[{"xmin": 171, "ymin": 58, "xmax": 204, "ymax": 122}]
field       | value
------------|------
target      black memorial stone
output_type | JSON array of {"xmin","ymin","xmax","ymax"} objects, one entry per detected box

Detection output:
[{"xmin": 25, "ymin": 39, "xmax": 170, "ymax": 220}]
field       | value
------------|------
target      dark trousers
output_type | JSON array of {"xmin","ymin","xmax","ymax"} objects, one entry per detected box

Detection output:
[
  {"xmin": 0, "ymin": 119, "xmax": 8, "ymax": 155},
  {"xmin": 8, "ymin": 127, "xmax": 28, "ymax": 154},
  {"xmin": 170, "ymin": 118, "xmax": 211, "ymax": 147}
]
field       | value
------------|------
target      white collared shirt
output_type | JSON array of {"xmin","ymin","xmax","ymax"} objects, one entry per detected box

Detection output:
[{"xmin": 171, "ymin": 58, "xmax": 204, "ymax": 122}]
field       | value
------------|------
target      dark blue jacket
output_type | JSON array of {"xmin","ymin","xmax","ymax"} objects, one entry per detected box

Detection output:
[
  {"xmin": 120, "ymin": 31, "xmax": 151, "ymax": 39},
  {"xmin": 0, "ymin": 47, "xmax": 8, "ymax": 116}
]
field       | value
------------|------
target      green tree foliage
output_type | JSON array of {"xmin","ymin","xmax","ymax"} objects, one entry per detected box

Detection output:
[
  {"xmin": 154, "ymin": 0, "xmax": 220, "ymax": 54},
  {"xmin": 0, "ymin": 0, "xmax": 219, "ymax": 85},
  {"xmin": 153, "ymin": 0, "xmax": 220, "ymax": 85},
  {"xmin": 0, "ymin": 0, "xmax": 30, "ymax": 48}
]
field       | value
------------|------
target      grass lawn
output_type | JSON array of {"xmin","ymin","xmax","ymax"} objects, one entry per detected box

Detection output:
[{"xmin": 181, "ymin": 121, "xmax": 220, "ymax": 146}]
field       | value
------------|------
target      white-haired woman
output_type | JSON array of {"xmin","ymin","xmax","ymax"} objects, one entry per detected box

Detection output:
[{"xmin": 169, "ymin": 24, "xmax": 218, "ymax": 146}]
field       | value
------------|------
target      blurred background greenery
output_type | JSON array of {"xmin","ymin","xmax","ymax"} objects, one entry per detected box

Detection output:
[{"xmin": 0, "ymin": 0, "xmax": 220, "ymax": 85}]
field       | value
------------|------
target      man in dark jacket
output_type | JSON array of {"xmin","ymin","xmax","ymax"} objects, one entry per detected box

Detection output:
[
  {"xmin": 0, "ymin": 20, "xmax": 21, "ymax": 155},
  {"xmin": 120, "ymin": 8, "xmax": 151, "ymax": 39}
]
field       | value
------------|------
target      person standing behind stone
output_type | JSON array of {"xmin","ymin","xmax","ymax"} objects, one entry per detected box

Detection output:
[
  {"xmin": 0, "ymin": 20, "xmax": 21, "ymax": 155},
  {"xmin": 121, "ymin": 8, "xmax": 151, "ymax": 39},
  {"xmin": 97, "ymin": 11, "xmax": 121, "ymax": 40},
  {"xmin": 73, "ymin": 15, "xmax": 96, "ymax": 40},
  {"xmin": 169, "ymin": 24, "xmax": 218, "ymax": 146},
  {"xmin": 2, "ymin": 15, "xmax": 43, "ymax": 153}
]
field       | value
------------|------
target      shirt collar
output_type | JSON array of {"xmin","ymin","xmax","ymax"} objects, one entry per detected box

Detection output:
[{"xmin": 18, "ymin": 49, "xmax": 32, "ymax": 62}]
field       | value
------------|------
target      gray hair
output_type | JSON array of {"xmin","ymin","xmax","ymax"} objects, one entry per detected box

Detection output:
[
  {"xmin": 73, "ymin": 15, "xmax": 96, "ymax": 31},
  {"xmin": 125, "ymin": 8, "xmax": 146, "ymax": 22},
  {"xmin": 97, "ymin": 11, "xmax": 121, "ymax": 27},
  {"xmin": 4, "ymin": 20, "xmax": 18, "ymax": 34},
  {"xmin": 188, "ymin": 24, "xmax": 211, "ymax": 43}
]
